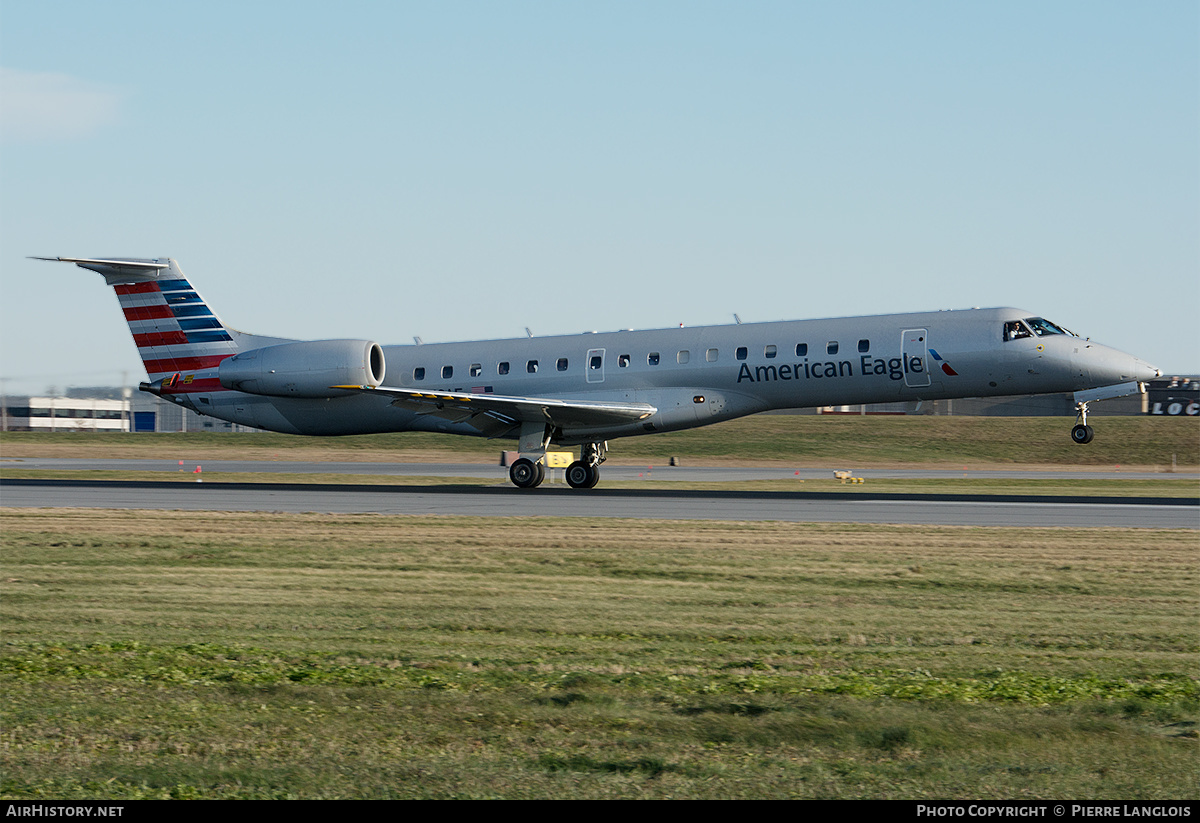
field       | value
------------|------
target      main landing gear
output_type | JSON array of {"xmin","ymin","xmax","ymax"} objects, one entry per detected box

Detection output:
[
  {"xmin": 508, "ymin": 442, "xmax": 606, "ymax": 490},
  {"xmin": 508, "ymin": 457, "xmax": 545, "ymax": 488},
  {"xmin": 565, "ymin": 442, "xmax": 604, "ymax": 489},
  {"xmin": 1071, "ymin": 401, "xmax": 1094, "ymax": 444}
]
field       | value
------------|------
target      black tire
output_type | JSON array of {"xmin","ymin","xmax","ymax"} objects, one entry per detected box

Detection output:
[
  {"xmin": 566, "ymin": 461, "xmax": 601, "ymax": 489},
  {"xmin": 509, "ymin": 458, "xmax": 543, "ymax": 488},
  {"xmin": 1071, "ymin": 424, "xmax": 1094, "ymax": 444},
  {"xmin": 565, "ymin": 461, "xmax": 592, "ymax": 489}
]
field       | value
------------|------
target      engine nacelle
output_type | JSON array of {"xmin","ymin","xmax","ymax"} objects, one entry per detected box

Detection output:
[{"xmin": 218, "ymin": 339, "xmax": 385, "ymax": 398}]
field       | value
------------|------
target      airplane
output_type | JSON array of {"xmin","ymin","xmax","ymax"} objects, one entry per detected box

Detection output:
[{"xmin": 33, "ymin": 256, "xmax": 1162, "ymax": 489}]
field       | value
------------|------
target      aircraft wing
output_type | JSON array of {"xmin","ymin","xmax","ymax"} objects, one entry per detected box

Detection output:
[{"xmin": 334, "ymin": 384, "xmax": 657, "ymax": 436}]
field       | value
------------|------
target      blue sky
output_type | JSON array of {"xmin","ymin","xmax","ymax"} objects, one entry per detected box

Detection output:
[{"xmin": 2, "ymin": 1, "xmax": 1196, "ymax": 396}]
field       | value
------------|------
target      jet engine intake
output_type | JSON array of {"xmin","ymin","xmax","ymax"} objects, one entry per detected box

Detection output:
[{"xmin": 218, "ymin": 339, "xmax": 385, "ymax": 398}]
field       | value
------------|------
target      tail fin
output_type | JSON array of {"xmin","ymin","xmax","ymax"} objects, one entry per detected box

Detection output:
[{"xmin": 32, "ymin": 256, "xmax": 240, "ymax": 390}]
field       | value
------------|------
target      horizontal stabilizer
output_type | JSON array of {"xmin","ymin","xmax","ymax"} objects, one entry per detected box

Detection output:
[
  {"xmin": 334, "ymin": 384, "xmax": 657, "ymax": 434},
  {"xmin": 31, "ymin": 256, "xmax": 170, "ymax": 285}
]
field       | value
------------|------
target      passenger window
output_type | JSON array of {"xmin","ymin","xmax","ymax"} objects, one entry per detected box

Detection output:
[
  {"xmin": 706, "ymin": 348, "xmax": 718, "ymax": 362},
  {"xmin": 827, "ymin": 342, "xmax": 838, "ymax": 355},
  {"xmin": 470, "ymin": 363, "xmax": 482, "ymax": 377},
  {"xmin": 590, "ymin": 355, "xmax": 602, "ymax": 370},
  {"xmin": 677, "ymin": 350, "xmax": 690, "ymax": 364},
  {"xmin": 498, "ymin": 361, "xmax": 510, "ymax": 375},
  {"xmin": 765, "ymin": 345, "xmax": 777, "ymax": 359},
  {"xmin": 648, "ymin": 352, "xmax": 660, "ymax": 366},
  {"xmin": 441, "ymin": 365, "xmax": 453, "ymax": 379},
  {"xmin": 858, "ymin": 339, "xmax": 870, "ymax": 353},
  {"xmin": 414, "ymin": 367, "xmax": 426, "ymax": 381},
  {"xmin": 736, "ymin": 346, "xmax": 748, "ymax": 361},
  {"xmin": 527, "ymin": 360, "xmax": 538, "ymax": 373},
  {"xmin": 796, "ymin": 343, "xmax": 808, "ymax": 357},
  {"xmin": 618, "ymin": 354, "xmax": 630, "ymax": 367},
  {"xmin": 557, "ymin": 358, "xmax": 569, "ymax": 371}
]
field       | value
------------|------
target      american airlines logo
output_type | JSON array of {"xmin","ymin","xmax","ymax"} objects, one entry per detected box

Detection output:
[{"xmin": 929, "ymin": 349, "xmax": 959, "ymax": 376}]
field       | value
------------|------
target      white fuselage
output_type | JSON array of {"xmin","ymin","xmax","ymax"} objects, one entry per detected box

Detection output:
[{"xmin": 186, "ymin": 307, "xmax": 1157, "ymax": 444}]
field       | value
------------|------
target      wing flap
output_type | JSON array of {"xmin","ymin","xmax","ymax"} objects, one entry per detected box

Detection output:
[{"xmin": 334, "ymin": 384, "xmax": 657, "ymax": 432}]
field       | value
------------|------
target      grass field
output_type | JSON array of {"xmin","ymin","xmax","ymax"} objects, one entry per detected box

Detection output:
[{"xmin": 1, "ymin": 510, "xmax": 1196, "ymax": 799}]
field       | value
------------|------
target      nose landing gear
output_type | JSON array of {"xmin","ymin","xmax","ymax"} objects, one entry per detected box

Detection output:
[{"xmin": 1071, "ymin": 401, "xmax": 1094, "ymax": 444}]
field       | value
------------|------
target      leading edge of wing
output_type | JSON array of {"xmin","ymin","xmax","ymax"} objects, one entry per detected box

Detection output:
[{"xmin": 333, "ymin": 384, "xmax": 657, "ymax": 430}]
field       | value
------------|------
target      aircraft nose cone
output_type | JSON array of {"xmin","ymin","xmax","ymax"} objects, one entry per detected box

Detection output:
[
  {"xmin": 1077, "ymin": 345, "xmax": 1159, "ymax": 387},
  {"xmin": 1134, "ymin": 359, "xmax": 1162, "ymax": 382},
  {"xmin": 1109, "ymin": 355, "xmax": 1162, "ymax": 386}
]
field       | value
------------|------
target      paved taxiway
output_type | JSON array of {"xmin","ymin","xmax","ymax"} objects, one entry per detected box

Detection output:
[{"xmin": 2, "ymin": 477, "xmax": 1195, "ymax": 528}]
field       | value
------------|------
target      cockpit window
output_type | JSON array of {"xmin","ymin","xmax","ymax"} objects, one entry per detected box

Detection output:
[
  {"xmin": 1023, "ymin": 317, "xmax": 1073, "ymax": 337},
  {"xmin": 1004, "ymin": 320, "xmax": 1032, "ymax": 341}
]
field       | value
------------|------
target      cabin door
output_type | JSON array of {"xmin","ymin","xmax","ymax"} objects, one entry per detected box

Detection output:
[{"xmin": 900, "ymin": 329, "xmax": 931, "ymax": 388}]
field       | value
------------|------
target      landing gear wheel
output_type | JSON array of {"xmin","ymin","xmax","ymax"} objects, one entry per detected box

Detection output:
[
  {"xmin": 1071, "ymin": 401, "xmax": 1094, "ymax": 444},
  {"xmin": 509, "ymin": 458, "xmax": 545, "ymax": 488},
  {"xmin": 566, "ymin": 461, "xmax": 598, "ymax": 489}
]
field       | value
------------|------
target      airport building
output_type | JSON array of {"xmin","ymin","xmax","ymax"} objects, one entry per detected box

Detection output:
[
  {"xmin": 1, "ymin": 396, "xmax": 131, "ymax": 432},
  {"xmin": 1, "ymin": 390, "xmax": 243, "ymax": 433}
]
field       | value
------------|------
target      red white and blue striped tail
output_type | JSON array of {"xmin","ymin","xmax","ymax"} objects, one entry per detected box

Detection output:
[{"xmin": 32, "ymin": 256, "xmax": 239, "ymax": 394}]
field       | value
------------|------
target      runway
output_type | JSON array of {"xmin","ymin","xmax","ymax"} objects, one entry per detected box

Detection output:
[
  {"xmin": 1, "ymin": 457, "xmax": 1187, "ymax": 482},
  {"xmin": 2, "ymin": 477, "xmax": 1195, "ymax": 528}
]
